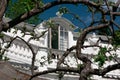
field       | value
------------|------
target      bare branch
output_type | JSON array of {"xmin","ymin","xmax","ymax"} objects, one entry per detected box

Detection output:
[
  {"xmin": 0, "ymin": 0, "xmax": 8, "ymax": 21},
  {"xmin": 29, "ymin": 67, "xmax": 80, "ymax": 80},
  {"xmin": 57, "ymin": 45, "xmax": 76, "ymax": 67},
  {"xmin": 91, "ymin": 63, "xmax": 120, "ymax": 76},
  {"xmin": 0, "ymin": 0, "xmax": 9, "ymax": 31},
  {"xmin": 5, "ymin": 0, "xmax": 103, "ymax": 31},
  {"xmin": 76, "ymin": 23, "xmax": 109, "ymax": 60},
  {"xmin": 2, "ymin": 36, "xmax": 36, "ymax": 75},
  {"xmin": 111, "ymin": 20, "xmax": 120, "ymax": 29},
  {"xmin": 76, "ymin": 22, "xmax": 109, "ymax": 79}
]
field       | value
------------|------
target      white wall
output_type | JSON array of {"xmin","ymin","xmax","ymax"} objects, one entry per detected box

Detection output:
[{"xmin": 68, "ymin": 31, "xmax": 76, "ymax": 48}]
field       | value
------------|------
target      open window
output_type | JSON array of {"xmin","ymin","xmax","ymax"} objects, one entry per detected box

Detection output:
[
  {"xmin": 59, "ymin": 26, "xmax": 68, "ymax": 50},
  {"xmin": 48, "ymin": 24, "xmax": 68, "ymax": 51},
  {"xmin": 51, "ymin": 25, "xmax": 58, "ymax": 49}
]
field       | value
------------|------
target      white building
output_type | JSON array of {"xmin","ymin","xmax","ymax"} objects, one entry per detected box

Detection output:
[{"xmin": 1, "ymin": 14, "xmax": 120, "ymax": 80}]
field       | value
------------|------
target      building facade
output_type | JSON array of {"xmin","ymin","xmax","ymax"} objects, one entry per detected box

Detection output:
[{"xmin": 1, "ymin": 15, "xmax": 120, "ymax": 80}]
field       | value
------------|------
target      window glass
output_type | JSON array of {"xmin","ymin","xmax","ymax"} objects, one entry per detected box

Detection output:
[{"xmin": 60, "ymin": 26, "xmax": 68, "ymax": 50}]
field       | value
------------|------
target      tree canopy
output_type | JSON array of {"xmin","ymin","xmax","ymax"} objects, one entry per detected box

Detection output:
[
  {"xmin": 0, "ymin": 0, "xmax": 120, "ymax": 80},
  {"xmin": 6, "ymin": 0, "xmax": 43, "ymax": 24}
]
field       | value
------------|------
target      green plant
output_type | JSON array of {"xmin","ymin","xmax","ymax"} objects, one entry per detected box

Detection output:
[{"xmin": 94, "ymin": 47, "xmax": 107, "ymax": 67}]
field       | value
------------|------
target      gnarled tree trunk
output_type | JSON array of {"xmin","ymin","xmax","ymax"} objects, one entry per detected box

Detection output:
[{"xmin": 0, "ymin": 0, "xmax": 8, "ymax": 31}]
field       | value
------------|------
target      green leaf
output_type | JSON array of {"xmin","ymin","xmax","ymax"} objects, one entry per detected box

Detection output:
[
  {"xmin": 109, "ymin": 55, "xmax": 113, "ymax": 60},
  {"xmin": 112, "ymin": 30, "xmax": 120, "ymax": 47},
  {"xmin": 0, "ymin": 33, "xmax": 4, "ymax": 38},
  {"xmin": 59, "ymin": 7, "xmax": 69, "ymax": 14},
  {"xmin": 94, "ymin": 47, "xmax": 107, "ymax": 67},
  {"xmin": 6, "ymin": 0, "xmax": 41, "ymax": 24},
  {"xmin": 77, "ymin": 64, "xmax": 84, "ymax": 70}
]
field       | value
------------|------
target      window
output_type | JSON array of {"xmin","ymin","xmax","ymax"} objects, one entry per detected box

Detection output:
[
  {"xmin": 48, "ymin": 24, "xmax": 68, "ymax": 51},
  {"xmin": 51, "ymin": 24, "xmax": 59, "ymax": 49},
  {"xmin": 60, "ymin": 26, "xmax": 68, "ymax": 51}
]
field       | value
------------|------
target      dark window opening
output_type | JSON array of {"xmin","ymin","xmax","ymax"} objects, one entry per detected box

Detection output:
[{"xmin": 51, "ymin": 25, "xmax": 59, "ymax": 49}]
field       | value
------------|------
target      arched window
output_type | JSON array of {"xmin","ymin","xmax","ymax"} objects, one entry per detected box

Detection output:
[{"xmin": 48, "ymin": 24, "xmax": 68, "ymax": 51}]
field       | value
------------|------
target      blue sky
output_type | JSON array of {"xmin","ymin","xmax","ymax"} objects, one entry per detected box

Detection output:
[
  {"xmin": 39, "ymin": 0, "xmax": 120, "ymax": 30},
  {"xmin": 39, "ymin": 1, "xmax": 93, "ymax": 29}
]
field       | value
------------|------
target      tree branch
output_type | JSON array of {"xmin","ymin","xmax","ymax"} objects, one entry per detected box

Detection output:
[
  {"xmin": 76, "ymin": 23, "xmax": 109, "ymax": 60},
  {"xmin": 0, "ymin": 0, "xmax": 9, "ymax": 31},
  {"xmin": 2, "ymin": 36, "xmax": 36, "ymax": 75},
  {"xmin": 0, "ymin": 0, "xmax": 8, "ymax": 21},
  {"xmin": 57, "ymin": 45, "xmax": 76, "ymax": 67},
  {"xmin": 76, "ymin": 23, "xmax": 109, "ymax": 80},
  {"xmin": 91, "ymin": 63, "xmax": 120, "ymax": 76},
  {"xmin": 5, "ymin": 0, "xmax": 103, "ymax": 31},
  {"xmin": 29, "ymin": 67, "xmax": 80, "ymax": 80}
]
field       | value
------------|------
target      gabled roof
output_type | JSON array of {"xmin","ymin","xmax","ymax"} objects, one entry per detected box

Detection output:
[
  {"xmin": 43, "ymin": 17, "xmax": 76, "ymax": 31},
  {"xmin": 4, "ymin": 17, "xmax": 77, "ymax": 33}
]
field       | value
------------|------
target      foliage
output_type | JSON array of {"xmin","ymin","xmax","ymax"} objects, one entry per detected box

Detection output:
[
  {"xmin": 94, "ymin": 47, "xmax": 107, "ymax": 67},
  {"xmin": 57, "ymin": 71, "xmax": 65, "ymax": 80},
  {"xmin": 0, "ymin": 0, "xmax": 120, "ymax": 80},
  {"xmin": 5, "ymin": 0, "xmax": 42, "ymax": 24},
  {"xmin": 59, "ymin": 7, "xmax": 69, "ymax": 14},
  {"xmin": 77, "ymin": 64, "xmax": 84, "ymax": 70},
  {"xmin": 112, "ymin": 30, "xmax": 120, "ymax": 47},
  {"xmin": 97, "ymin": 27, "xmax": 112, "ymax": 36},
  {"xmin": 0, "ymin": 33, "xmax": 4, "ymax": 38}
]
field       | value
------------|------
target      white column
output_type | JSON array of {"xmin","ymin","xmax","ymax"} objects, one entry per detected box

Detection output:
[
  {"xmin": 49, "ymin": 28, "xmax": 52, "ymax": 48},
  {"xmin": 58, "ymin": 25, "xmax": 60, "ymax": 50}
]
